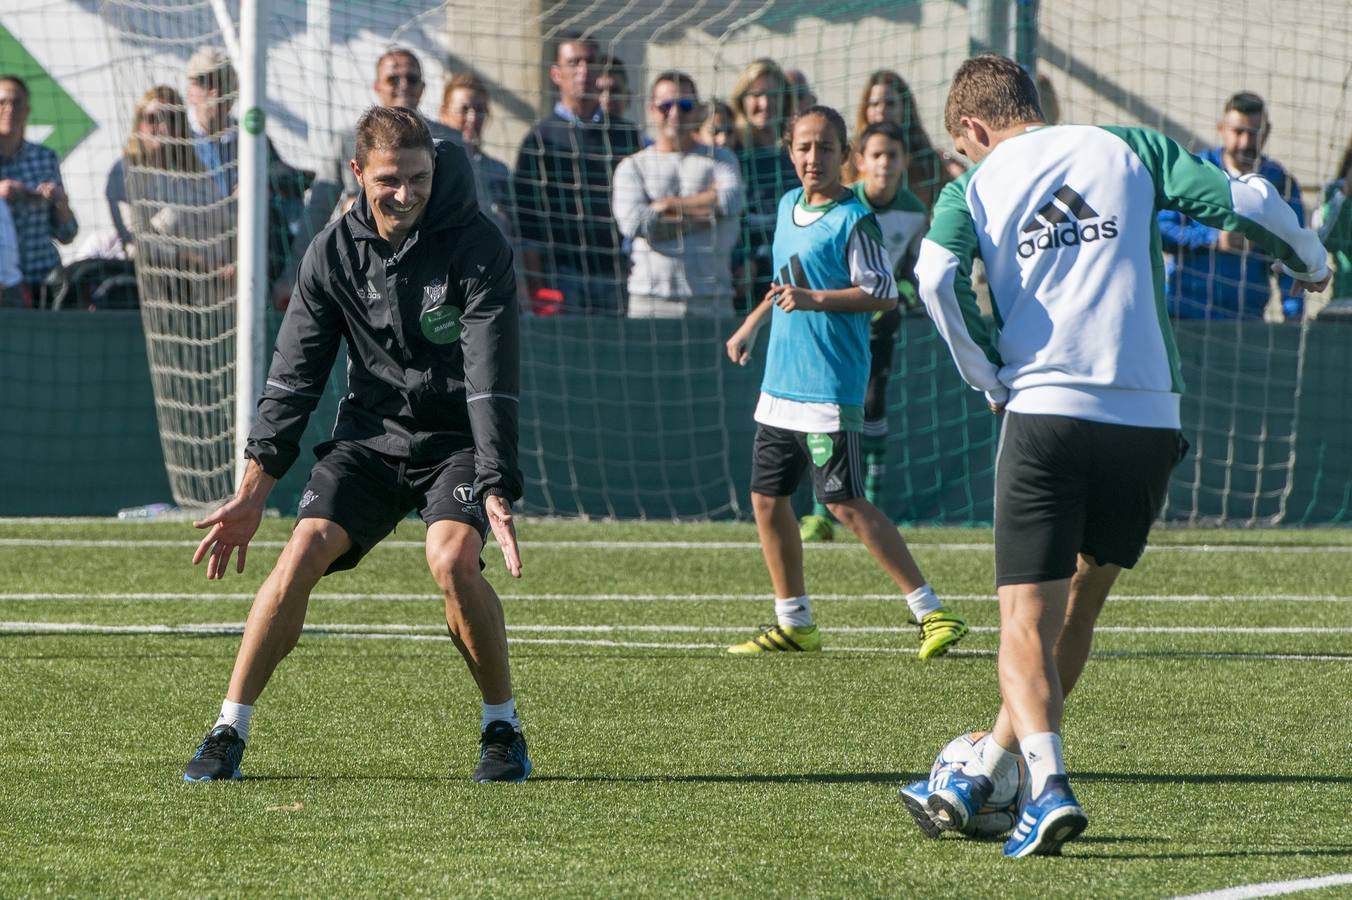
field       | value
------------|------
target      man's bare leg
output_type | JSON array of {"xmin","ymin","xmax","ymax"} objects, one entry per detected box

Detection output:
[
  {"xmin": 426, "ymin": 520, "xmax": 512, "ymax": 705},
  {"xmin": 225, "ymin": 519, "xmax": 352, "ymax": 704},
  {"xmin": 426, "ymin": 520, "xmax": 532, "ymax": 783},
  {"xmin": 988, "ymin": 555, "xmax": 1122, "ymax": 751},
  {"xmin": 185, "ymin": 519, "xmax": 351, "ymax": 781}
]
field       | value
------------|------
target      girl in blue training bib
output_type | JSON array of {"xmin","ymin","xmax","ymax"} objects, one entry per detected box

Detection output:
[{"xmin": 722, "ymin": 105, "xmax": 968, "ymax": 659}]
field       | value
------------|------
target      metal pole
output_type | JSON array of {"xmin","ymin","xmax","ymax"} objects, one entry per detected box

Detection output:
[
  {"xmin": 208, "ymin": 0, "xmax": 241, "ymax": 66},
  {"xmin": 968, "ymin": 0, "xmax": 1009, "ymax": 57},
  {"xmin": 969, "ymin": 0, "xmax": 1037, "ymax": 69},
  {"xmin": 234, "ymin": 0, "xmax": 267, "ymax": 490},
  {"xmin": 308, "ymin": 0, "xmax": 337, "ymax": 176},
  {"xmin": 1014, "ymin": 0, "xmax": 1040, "ymax": 72}
]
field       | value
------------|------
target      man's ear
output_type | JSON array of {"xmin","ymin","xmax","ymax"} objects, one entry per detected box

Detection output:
[
  {"xmin": 961, "ymin": 116, "xmax": 991, "ymax": 149},
  {"xmin": 349, "ymin": 159, "xmax": 363, "ymax": 188}
]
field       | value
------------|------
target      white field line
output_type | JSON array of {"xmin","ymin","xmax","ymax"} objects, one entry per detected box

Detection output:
[
  {"xmin": 1173, "ymin": 872, "xmax": 1352, "ymax": 899},
  {"xmin": 4, "ymin": 591, "xmax": 1352, "ymax": 604},
  {"xmin": 3, "ymin": 621, "xmax": 1351, "ymax": 636},
  {"xmin": 3, "ymin": 621, "xmax": 1351, "ymax": 662},
  {"xmin": 3, "ymin": 537, "xmax": 1352, "ymax": 554}
]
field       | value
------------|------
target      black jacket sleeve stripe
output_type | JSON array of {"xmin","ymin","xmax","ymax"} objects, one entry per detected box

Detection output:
[
  {"xmin": 459, "ymin": 225, "xmax": 523, "ymax": 503},
  {"xmin": 245, "ymin": 244, "xmax": 345, "ymax": 479}
]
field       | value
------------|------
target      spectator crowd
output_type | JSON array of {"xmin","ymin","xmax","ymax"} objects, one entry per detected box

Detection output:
[{"xmin": 1, "ymin": 35, "xmax": 1348, "ymax": 319}]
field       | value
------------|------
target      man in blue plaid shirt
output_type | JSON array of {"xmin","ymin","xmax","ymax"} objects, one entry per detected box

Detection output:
[{"xmin": 0, "ymin": 75, "xmax": 77, "ymax": 307}]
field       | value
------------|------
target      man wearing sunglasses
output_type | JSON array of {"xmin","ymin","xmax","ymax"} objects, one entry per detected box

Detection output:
[
  {"xmin": 339, "ymin": 49, "xmax": 461, "ymax": 209},
  {"xmin": 612, "ymin": 71, "xmax": 744, "ymax": 319}
]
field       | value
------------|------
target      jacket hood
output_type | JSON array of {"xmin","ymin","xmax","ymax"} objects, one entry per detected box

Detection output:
[{"xmin": 351, "ymin": 138, "xmax": 480, "ymax": 239}]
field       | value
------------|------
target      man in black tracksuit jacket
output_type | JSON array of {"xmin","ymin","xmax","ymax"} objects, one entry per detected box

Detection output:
[{"xmin": 183, "ymin": 107, "xmax": 532, "ymax": 784}]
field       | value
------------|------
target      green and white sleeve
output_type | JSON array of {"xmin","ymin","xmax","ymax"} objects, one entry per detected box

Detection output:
[
  {"xmin": 846, "ymin": 215, "xmax": 898, "ymax": 299},
  {"xmin": 1104, "ymin": 126, "xmax": 1330, "ymax": 282},
  {"xmin": 915, "ymin": 176, "xmax": 1007, "ymax": 405}
]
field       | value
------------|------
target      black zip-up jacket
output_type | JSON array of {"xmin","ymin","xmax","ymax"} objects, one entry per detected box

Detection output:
[{"xmin": 245, "ymin": 139, "xmax": 522, "ymax": 502}]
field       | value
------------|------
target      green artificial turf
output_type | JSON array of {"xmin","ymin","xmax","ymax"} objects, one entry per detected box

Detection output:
[{"xmin": 1, "ymin": 519, "xmax": 1350, "ymax": 897}]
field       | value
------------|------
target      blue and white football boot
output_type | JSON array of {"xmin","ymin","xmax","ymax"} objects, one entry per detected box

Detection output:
[
  {"xmin": 1002, "ymin": 775, "xmax": 1088, "ymax": 858},
  {"xmin": 927, "ymin": 768, "xmax": 995, "ymax": 833},
  {"xmin": 899, "ymin": 780, "xmax": 943, "ymax": 839}
]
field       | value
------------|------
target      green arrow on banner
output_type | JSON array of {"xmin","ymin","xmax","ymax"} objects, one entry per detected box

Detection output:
[{"xmin": 0, "ymin": 22, "xmax": 97, "ymax": 159}]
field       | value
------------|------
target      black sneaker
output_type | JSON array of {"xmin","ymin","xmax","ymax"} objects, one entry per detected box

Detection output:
[
  {"xmin": 472, "ymin": 720, "xmax": 532, "ymax": 783},
  {"xmin": 183, "ymin": 724, "xmax": 246, "ymax": 782}
]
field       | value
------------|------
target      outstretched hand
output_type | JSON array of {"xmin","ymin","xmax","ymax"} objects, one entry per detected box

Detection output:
[
  {"xmin": 192, "ymin": 496, "xmax": 265, "ymax": 579},
  {"xmin": 486, "ymin": 494, "xmax": 522, "ymax": 578}
]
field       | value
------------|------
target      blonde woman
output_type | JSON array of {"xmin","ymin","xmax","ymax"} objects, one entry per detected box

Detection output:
[
  {"xmin": 729, "ymin": 58, "xmax": 797, "ymax": 312},
  {"xmin": 112, "ymin": 86, "xmax": 230, "ymax": 276}
]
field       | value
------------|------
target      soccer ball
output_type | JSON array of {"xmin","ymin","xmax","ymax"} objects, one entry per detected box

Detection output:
[{"xmin": 928, "ymin": 731, "xmax": 1029, "ymax": 837}]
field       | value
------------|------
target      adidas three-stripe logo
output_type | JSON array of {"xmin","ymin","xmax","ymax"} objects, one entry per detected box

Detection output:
[
  {"xmin": 1016, "ymin": 185, "xmax": 1119, "ymax": 258},
  {"xmin": 1021, "ymin": 186, "xmax": 1099, "ymax": 232}
]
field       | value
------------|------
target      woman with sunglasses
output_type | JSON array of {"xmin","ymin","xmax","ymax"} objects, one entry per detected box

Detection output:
[
  {"xmin": 612, "ymin": 71, "xmax": 744, "ymax": 319},
  {"xmin": 108, "ymin": 86, "xmax": 230, "ymax": 284}
]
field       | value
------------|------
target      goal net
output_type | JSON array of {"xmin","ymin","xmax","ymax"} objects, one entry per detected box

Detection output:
[{"xmin": 13, "ymin": 0, "xmax": 1348, "ymax": 522}]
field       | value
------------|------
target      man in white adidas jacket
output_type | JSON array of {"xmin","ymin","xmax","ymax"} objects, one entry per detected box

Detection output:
[{"xmin": 900, "ymin": 54, "xmax": 1329, "ymax": 858}]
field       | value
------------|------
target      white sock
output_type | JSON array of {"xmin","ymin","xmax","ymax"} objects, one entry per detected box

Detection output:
[
  {"xmin": 214, "ymin": 700, "xmax": 253, "ymax": 744},
  {"xmin": 965, "ymin": 734, "xmax": 1019, "ymax": 783},
  {"xmin": 904, "ymin": 584, "xmax": 943, "ymax": 620},
  {"xmin": 1021, "ymin": 731, "xmax": 1066, "ymax": 796},
  {"xmin": 774, "ymin": 595, "xmax": 813, "ymax": 629},
  {"xmin": 482, "ymin": 698, "xmax": 521, "ymax": 733}
]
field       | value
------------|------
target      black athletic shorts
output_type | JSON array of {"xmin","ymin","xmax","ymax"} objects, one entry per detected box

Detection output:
[
  {"xmin": 993, "ymin": 412, "xmax": 1188, "ymax": 585},
  {"xmin": 296, "ymin": 439, "xmax": 488, "ymax": 574},
  {"xmin": 750, "ymin": 424, "xmax": 864, "ymax": 504}
]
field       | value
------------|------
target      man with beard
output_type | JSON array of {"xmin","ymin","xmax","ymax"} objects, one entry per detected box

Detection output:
[{"xmin": 1158, "ymin": 92, "xmax": 1306, "ymax": 319}]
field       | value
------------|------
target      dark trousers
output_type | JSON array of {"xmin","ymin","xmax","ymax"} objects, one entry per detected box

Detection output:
[{"xmin": 0, "ymin": 282, "xmax": 29, "ymax": 308}]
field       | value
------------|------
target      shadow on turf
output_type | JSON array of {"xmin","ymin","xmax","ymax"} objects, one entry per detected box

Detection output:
[
  {"xmin": 529, "ymin": 771, "xmax": 929, "ymax": 785},
  {"xmin": 238, "ymin": 771, "xmax": 929, "ymax": 785},
  {"xmin": 235, "ymin": 770, "xmax": 1352, "ymax": 787},
  {"xmin": 1092, "ymin": 650, "xmax": 1352, "ymax": 662},
  {"xmin": 1075, "ymin": 771, "xmax": 1352, "ymax": 786},
  {"xmin": 1070, "ymin": 843, "xmax": 1352, "ymax": 861}
]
